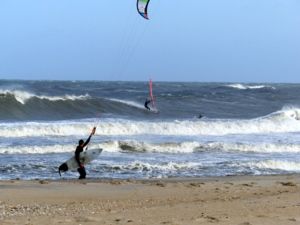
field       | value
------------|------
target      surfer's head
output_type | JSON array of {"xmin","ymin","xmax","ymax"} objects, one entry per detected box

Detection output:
[{"xmin": 79, "ymin": 139, "xmax": 84, "ymax": 146}]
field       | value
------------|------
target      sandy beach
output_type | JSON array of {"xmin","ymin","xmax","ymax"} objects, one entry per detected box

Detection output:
[{"xmin": 0, "ymin": 175, "xmax": 299, "ymax": 225}]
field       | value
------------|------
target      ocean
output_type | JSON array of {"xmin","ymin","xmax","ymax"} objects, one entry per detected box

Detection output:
[{"xmin": 0, "ymin": 80, "xmax": 300, "ymax": 180}]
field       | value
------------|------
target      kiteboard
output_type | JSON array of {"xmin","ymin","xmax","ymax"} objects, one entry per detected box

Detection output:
[{"xmin": 58, "ymin": 148, "xmax": 103, "ymax": 176}]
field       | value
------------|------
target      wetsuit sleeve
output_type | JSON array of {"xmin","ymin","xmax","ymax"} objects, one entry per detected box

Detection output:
[
  {"xmin": 83, "ymin": 135, "xmax": 92, "ymax": 148},
  {"xmin": 75, "ymin": 147, "xmax": 81, "ymax": 167}
]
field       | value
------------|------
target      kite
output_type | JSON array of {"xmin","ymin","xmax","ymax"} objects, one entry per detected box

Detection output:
[{"xmin": 137, "ymin": 0, "xmax": 150, "ymax": 20}]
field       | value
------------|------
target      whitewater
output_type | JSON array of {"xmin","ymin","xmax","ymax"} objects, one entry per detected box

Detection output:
[{"xmin": 0, "ymin": 80, "xmax": 300, "ymax": 180}]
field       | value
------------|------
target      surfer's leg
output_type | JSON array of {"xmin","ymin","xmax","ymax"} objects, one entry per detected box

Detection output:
[
  {"xmin": 81, "ymin": 167, "xmax": 86, "ymax": 179},
  {"xmin": 78, "ymin": 167, "xmax": 86, "ymax": 179}
]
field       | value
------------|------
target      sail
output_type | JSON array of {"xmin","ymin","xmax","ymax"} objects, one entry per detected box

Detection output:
[
  {"xmin": 149, "ymin": 79, "xmax": 155, "ymax": 108},
  {"xmin": 137, "ymin": 0, "xmax": 150, "ymax": 20}
]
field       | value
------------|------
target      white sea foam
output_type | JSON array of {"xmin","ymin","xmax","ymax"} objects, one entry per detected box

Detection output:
[
  {"xmin": 198, "ymin": 142, "xmax": 300, "ymax": 153},
  {"xmin": 1, "ymin": 107, "xmax": 300, "ymax": 138},
  {"xmin": 4, "ymin": 139, "xmax": 300, "ymax": 154},
  {"xmin": 269, "ymin": 106, "xmax": 300, "ymax": 120},
  {"xmin": 0, "ymin": 89, "xmax": 90, "ymax": 104},
  {"xmin": 105, "ymin": 140, "xmax": 300, "ymax": 153},
  {"xmin": 101, "ymin": 140, "xmax": 199, "ymax": 153},
  {"xmin": 0, "ymin": 140, "xmax": 201, "ymax": 154},
  {"xmin": 226, "ymin": 84, "xmax": 275, "ymax": 90},
  {"xmin": 108, "ymin": 98, "xmax": 145, "ymax": 110},
  {"xmin": 109, "ymin": 161, "xmax": 202, "ymax": 172},
  {"xmin": 0, "ymin": 144, "xmax": 101, "ymax": 154},
  {"xmin": 247, "ymin": 160, "xmax": 300, "ymax": 172},
  {"xmin": 0, "ymin": 144, "xmax": 74, "ymax": 154}
]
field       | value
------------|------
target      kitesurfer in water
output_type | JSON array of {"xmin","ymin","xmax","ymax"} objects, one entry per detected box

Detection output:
[
  {"xmin": 75, "ymin": 127, "xmax": 96, "ymax": 179},
  {"xmin": 144, "ymin": 98, "xmax": 151, "ymax": 110}
]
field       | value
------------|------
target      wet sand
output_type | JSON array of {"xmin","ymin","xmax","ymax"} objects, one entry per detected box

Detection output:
[{"xmin": 0, "ymin": 175, "xmax": 300, "ymax": 225}]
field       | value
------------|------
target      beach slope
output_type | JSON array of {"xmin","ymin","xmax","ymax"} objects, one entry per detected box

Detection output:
[{"xmin": 1, "ymin": 175, "xmax": 300, "ymax": 225}]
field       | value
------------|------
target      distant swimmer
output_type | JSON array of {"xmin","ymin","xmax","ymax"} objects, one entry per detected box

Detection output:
[
  {"xmin": 75, "ymin": 127, "xmax": 96, "ymax": 179},
  {"xmin": 144, "ymin": 98, "xmax": 151, "ymax": 110},
  {"xmin": 198, "ymin": 114, "xmax": 203, "ymax": 119}
]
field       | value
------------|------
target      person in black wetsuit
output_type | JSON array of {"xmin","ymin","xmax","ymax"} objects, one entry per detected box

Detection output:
[
  {"xmin": 75, "ymin": 127, "xmax": 96, "ymax": 179},
  {"xmin": 144, "ymin": 98, "xmax": 151, "ymax": 110}
]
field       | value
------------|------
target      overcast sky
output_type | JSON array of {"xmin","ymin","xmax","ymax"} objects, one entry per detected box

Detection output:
[{"xmin": 0, "ymin": 0, "xmax": 299, "ymax": 82}]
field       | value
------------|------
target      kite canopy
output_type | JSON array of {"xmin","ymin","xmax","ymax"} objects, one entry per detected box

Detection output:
[{"xmin": 137, "ymin": 0, "xmax": 150, "ymax": 20}]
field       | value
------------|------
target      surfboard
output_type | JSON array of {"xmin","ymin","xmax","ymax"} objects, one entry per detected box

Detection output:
[{"xmin": 58, "ymin": 148, "xmax": 103, "ymax": 176}]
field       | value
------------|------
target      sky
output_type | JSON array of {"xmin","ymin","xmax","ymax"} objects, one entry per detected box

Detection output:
[{"xmin": 0, "ymin": 0, "xmax": 299, "ymax": 82}]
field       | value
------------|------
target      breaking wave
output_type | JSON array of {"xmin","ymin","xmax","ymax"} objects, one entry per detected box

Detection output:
[
  {"xmin": 0, "ymin": 144, "xmax": 77, "ymax": 154},
  {"xmin": 1, "ymin": 107, "xmax": 300, "ymax": 137},
  {"xmin": 107, "ymin": 98, "xmax": 145, "ymax": 110},
  {"xmin": 2, "ymin": 139, "xmax": 300, "ymax": 154},
  {"xmin": 105, "ymin": 161, "xmax": 202, "ymax": 173},
  {"xmin": 225, "ymin": 84, "xmax": 275, "ymax": 90},
  {"xmin": 247, "ymin": 160, "xmax": 300, "ymax": 172},
  {"xmin": 0, "ymin": 90, "xmax": 151, "ymax": 120},
  {"xmin": 0, "ymin": 89, "xmax": 90, "ymax": 104}
]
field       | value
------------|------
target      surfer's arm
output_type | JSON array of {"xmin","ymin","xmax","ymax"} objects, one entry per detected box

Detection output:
[
  {"xmin": 83, "ymin": 135, "xmax": 92, "ymax": 148},
  {"xmin": 83, "ymin": 127, "xmax": 96, "ymax": 148}
]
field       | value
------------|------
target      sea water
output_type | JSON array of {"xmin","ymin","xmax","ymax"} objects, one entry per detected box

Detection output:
[{"xmin": 0, "ymin": 80, "xmax": 300, "ymax": 180}]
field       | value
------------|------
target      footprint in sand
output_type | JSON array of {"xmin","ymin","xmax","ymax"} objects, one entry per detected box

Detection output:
[
  {"xmin": 196, "ymin": 215, "xmax": 219, "ymax": 223},
  {"xmin": 241, "ymin": 183, "xmax": 253, "ymax": 187},
  {"xmin": 189, "ymin": 182, "xmax": 202, "ymax": 187},
  {"xmin": 155, "ymin": 182, "xmax": 166, "ymax": 187},
  {"xmin": 239, "ymin": 222, "xmax": 252, "ymax": 225},
  {"xmin": 39, "ymin": 180, "xmax": 49, "ymax": 184},
  {"xmin": 75, "ymin": 217, "xmax": 95, "ymax": 223},
  {"xmin": 279, "ymin": 182, "xmax": 297, "ymax": 187}
]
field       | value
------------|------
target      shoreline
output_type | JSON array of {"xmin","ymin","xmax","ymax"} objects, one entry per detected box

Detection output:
[
  {"xmin": 1, "ymin": 174, "xmax": 300, "ymax": 225},
  {"xmin": 6, "ymin": 172, "xmax": 300, "ymax": 181}
]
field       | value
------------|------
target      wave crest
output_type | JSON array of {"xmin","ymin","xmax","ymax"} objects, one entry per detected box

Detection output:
[
  {"xmin": 225, "ymin": 84, "xmax": 275, "ymax": 90},
  {"xmin": 0, "ymin": 108, "xmax": 300, "ymax": 137},
  {"xmin": 4, "ymin": 140, "xmax": 298, "ymax": 154},
  {"xmin": 247, "ymin": 160, "xmax": 300, "ymax": 172},
  {"xmin": 0, "ymin": 89, "xmax": 90, "ymax": 104}
]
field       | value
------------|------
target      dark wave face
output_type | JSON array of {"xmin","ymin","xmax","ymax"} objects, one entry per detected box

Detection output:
[{"xmin": 0, "ymin": 80, "xmax": 300, "ymax": 121}]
